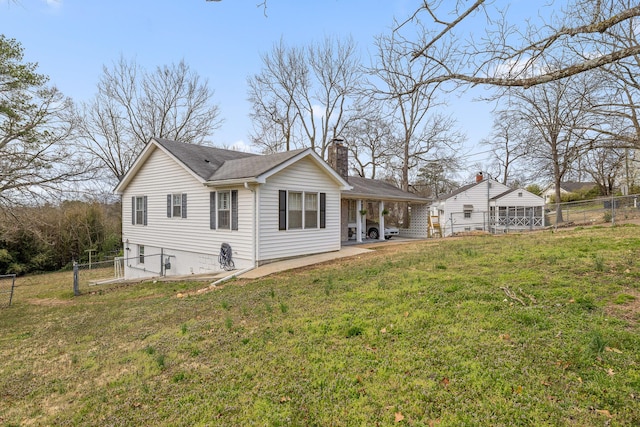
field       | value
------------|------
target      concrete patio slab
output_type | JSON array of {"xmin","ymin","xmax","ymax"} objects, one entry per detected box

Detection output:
[{"xmin": 237, "ymin": 246, "xmax": 374, "ymax": 279}]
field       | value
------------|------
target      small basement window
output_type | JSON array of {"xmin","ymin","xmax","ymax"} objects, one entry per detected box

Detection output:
[{"xmin": 463, "ymin": 204, "xmax": 473, "ymax": 219}]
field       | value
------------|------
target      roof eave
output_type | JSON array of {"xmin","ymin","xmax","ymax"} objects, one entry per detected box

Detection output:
[
  {"xmin": 205, "ymin": 177, "xmax": 260, "ymax": 187},
  {"xmin": 342, "ymin": 192, "xmax": 429, "ymax": 203}
]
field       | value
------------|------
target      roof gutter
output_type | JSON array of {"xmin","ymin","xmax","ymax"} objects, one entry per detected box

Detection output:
[
  {"xmin": 342, "ymin": 193, "xmax": 430, "ymax": 203},
  {"xmin": 204, "ymin": 177, "xmax": 261, "ymax": 187}
]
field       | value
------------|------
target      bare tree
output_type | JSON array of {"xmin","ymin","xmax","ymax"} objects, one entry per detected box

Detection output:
[
  {"xmin": 341, "ymin": 105, "xmax": 395, "ymax": 179},
  {"xmin": 76, "ymin": 57, "xmax": 222, "ymax": 184},
  {"xmin": 0, "ymin": 35, "xmax": 88, "ymax": 210},
  {"xmin": 370, "ymin": 32, "xmax": 464, "ymax": 195},
  {"xmin": 581, "ymin": 145, "xmax": 626, "ymax": 195},
  {"xmin": 481, "ymin": 110, "xmax": 533, "ymax": 185},
  {"xmin": 580, "ymin": 0, "xmax": 640, "ymax": 152},
  {"xmin": 247, "ymin": 40, "xmax": 305, "ymax": 153},
  {"xmin": 248, "ymin": 37, "xmax": 362, "ymax": 158},
  {"xmin": 512, "ymin": 72, "xmax": 600, "ymax": 222},
  {"xmin": 401, "ymin": 0, "xmax": 640, "ymax": 88}
]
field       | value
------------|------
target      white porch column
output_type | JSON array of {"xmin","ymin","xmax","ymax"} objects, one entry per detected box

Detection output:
[
  {"xmin": 378, "ymin": 201, "xmax": 385, "ymax": 241},
  {"xmin": 356, "ymin": 199, "xmax": 363, "ymax": 243}
]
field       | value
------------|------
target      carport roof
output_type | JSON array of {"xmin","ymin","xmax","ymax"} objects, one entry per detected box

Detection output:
[{"xmin": 342, "ymin": 176, "xmax": 430, "ymax": 203}]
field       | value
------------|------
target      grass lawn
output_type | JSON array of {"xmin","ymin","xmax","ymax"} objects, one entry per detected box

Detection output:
[{"xmin": 0, "ymin": 225, "xmax": 639, "ymax": 426}]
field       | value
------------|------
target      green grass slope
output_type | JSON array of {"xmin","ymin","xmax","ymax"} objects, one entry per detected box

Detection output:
[{"xmin": 1, "ymin": 226, "xmax": 639, "ymax": 426}]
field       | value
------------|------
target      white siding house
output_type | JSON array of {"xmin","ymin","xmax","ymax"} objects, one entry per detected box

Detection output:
[
  {"xmin": 115, "ymin": 138, "xmax": 349, "ymax": 280},
  {"xmin": 431, "ymin": 176, "xmax": 545, "ymax": 237}
]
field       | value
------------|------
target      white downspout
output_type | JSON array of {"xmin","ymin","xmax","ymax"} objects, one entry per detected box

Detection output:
[
  {"xmin": 210, "ymin": 265, "xmax": 255, "ymax": 287},
  {"xmin": 244, "ymin": 181, "xmax": 257, "ymax": 268}
]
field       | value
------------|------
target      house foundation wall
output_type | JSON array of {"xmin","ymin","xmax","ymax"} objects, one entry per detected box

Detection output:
[{"xmin": 122, "ymin": 244, "xmax": 253, "ymax": 280}]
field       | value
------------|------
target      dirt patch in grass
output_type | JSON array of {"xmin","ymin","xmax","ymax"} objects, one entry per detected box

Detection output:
[
  {"xmin": 605, "ymin": 288, "xmax": 640, "ymax": 328},
  {"xmin": 27, "ymin": 298, "xmax": 74, "ymax": 306}
]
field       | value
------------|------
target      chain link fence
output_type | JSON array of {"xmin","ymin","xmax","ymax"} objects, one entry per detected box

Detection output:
[
  {"xmin": 73, "ymin": 257, "xmax": 125, "ymax": 296},
  {"xmin": 72, "ymin": 253, "xmax": 175, "ymax": 295},
  {"xmin": 546, "ymin": 194, "xmax": 640, "ymax": 228},
  {"xmin": 0, "ymin": 274, "xmax": 16, "ymax": 307}
]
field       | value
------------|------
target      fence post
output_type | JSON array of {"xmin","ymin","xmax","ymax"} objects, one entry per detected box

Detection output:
[
  {"xmin": 9, "ymin": 274, "xmax": 15, "ymax": 306},
  {"xmin": 611, "ymin": 195, "xmax": 615, "ymax": 226},
  {"xmin": 73, "ymin": 261, "xmax": 80, "ymax": 296}
]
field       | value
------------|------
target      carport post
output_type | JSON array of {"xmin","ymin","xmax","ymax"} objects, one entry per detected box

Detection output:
[
  {"xmin": 378, "ymin": 201, "xmax": 385, "ymax": 241},
  {"xmin": 356, "ymin": 199, "xmax": 363, "ymax": 243}
]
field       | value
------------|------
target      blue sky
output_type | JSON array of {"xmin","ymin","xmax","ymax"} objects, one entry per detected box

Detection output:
[{"xmin": 1, "ymin": 0, "xmax": 499, "ymax": 164}]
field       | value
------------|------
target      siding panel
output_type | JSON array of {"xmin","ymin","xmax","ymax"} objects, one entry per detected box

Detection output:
[
  {"xmin": 121, "ymin": 148, "xmax": 254, "ymax": 275},
  {"xmin": 258, "ymin": 157, "xmax": 341, "ymax": 262}
]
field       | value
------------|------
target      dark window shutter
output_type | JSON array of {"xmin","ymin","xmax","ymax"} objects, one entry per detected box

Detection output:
[
  {"xmin": 167, "ymin": 194, "xmax": 172, "ymax": 218},
  {"xmin": 209, "ymin": 192, "xmax": 216, "ymax": 229},
  {"xmin": 231, "ymin": 190, "xmax": 238, "ymax": 230},
  {"xmin": 181, "ymin": 193, "xmax": 187, "ymax": 218},
  {"xmin": 143, "ymin": 196, "xmax": 148, "ymax": 226},
  {"xmin": 131, "ymin": 196, "xmax": 135, "ymax": 225},
  {"xmin": 279, "ymin": 190, "xmax": 287, "ymax": 230},
  {"xmin": 320, "ymin": 192, "xmax": 326, "ymax": 229}
]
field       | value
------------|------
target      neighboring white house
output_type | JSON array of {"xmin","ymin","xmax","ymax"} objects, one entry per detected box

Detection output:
[
  {"xmin": 430, "ymin": 174, "xmax": 545, "ymax": 237},
  {"xmin": 115, "ymin": 138, "xmax": 350, "ymax": 280}
]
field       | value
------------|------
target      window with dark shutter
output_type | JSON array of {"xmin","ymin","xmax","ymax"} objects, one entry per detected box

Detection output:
[
  {"xmin": 132, "ymin": 196, "xmax": 135, "ymax": 225},
  {"xmin": 320, "ymin": 192, "xmax": 326, "ymax": 228},
  {"xmin": 181, "ymin": 193, "xmax": 187, "ymax": 218},
  {"xmin": 279, "ymin": 190, "xmax": 287, "ymax": 230},
  {"xmin": 143, "ymin": 196, "xmax": 148, "ymax": 225},
  {"xmin": 167, "ymin": 195, "xmax": 172, "ymax": 217},
  {"xmin": 209, "ymin": 192, "xmax": 216, "ymax": 229},
  {"xmin": 231, "ymin": 190, "xmax": 238, "ymax": 230}
]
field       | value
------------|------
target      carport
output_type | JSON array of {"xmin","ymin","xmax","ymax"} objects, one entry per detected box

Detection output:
[{"xmin": 340, "ymin": 176, "xmax": 431, "ymax": 244}]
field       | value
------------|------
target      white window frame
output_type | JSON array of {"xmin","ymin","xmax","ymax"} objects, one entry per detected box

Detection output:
[
  {"xmin": 304, "ymin": 192, "xmax": 319, "ymax": 229},
  {"xmin": 286, "ymin": 191, "xmax": 320, "ymax": 230},
  {"xmin": 172, "ymin": 194, "xmax": 183, "ymax": 218},
  {"xmin": 138, "ymin": 245, "xmax": 145, "ymax": 264},
  {"xmin": 218, "ymin": 190, "xmax": 231, "ymax": 230},
  {"xmin": 288, "ymin": 191, "xmax": 303, "ymax": 229},
  {"xmin": 135, "ymin": 196, "xmax": 145, "ymax": 225}
]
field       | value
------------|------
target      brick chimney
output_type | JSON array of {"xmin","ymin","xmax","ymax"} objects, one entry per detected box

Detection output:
[
  {"xmin": 328, "ymin": 137, "xmax": 348, "ymax": 182},
  {"xmin": 476, "ymin": 172, "xmax": 484, "ymax": 183}
]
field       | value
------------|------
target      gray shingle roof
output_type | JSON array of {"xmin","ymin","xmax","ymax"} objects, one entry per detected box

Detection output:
[
  {"xmin": 343, "ymin": 176, "xmax": 429, "ymax": 203},
  {"xmin": 154, "ymin": 138, "xmax": 257, "ymax": 181},
  {"xmin": 154, "ymin": 138, "xmax": 307, "ymax": 182},
  {"xmin": 209, "ymin": 149, "xmax": 307, "ymax": 181}
]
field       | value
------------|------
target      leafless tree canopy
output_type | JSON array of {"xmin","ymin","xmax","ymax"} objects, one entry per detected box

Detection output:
[
  {"xmin": 506, "ymin": 72, "xmax": 602, "ymax": 221},
  {"xmin": 403, "ymin": 0, "xmax": 640, "ymax": 88},
  {"xmin": 369, "ymin": 32, "xmax": 464, "ymax": 193},
  {"xmin": 481, "ymin": 110, "xmax": 534, "ymax": 185},
  {"xmin": 76, "ymin": 57, "xmax": 223, "ymax": 184},
  {"xmin": 248, "ymin": 37, "xmax": 362, "ymax": 158}
]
